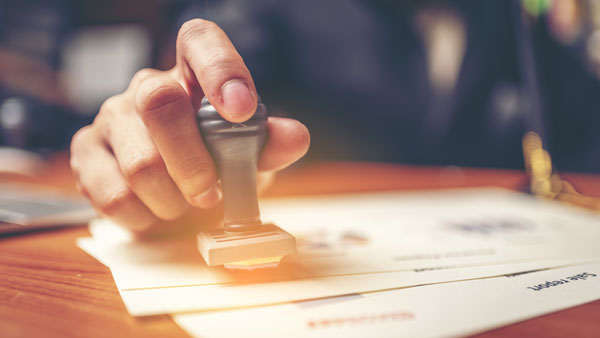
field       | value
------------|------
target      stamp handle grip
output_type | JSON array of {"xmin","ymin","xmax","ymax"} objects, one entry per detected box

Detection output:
[{"xmin": 197, "ymin": 97, "xmax": 267, "ymax": 232}]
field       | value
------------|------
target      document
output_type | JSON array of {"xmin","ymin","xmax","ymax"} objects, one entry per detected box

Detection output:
[
  {"xmin": 77, "ymin": 188, "xmax": 600, "ymax": 316},
  {"xmin": 173, "ymin": 261, "xmax": 600, "ymax": 338}
]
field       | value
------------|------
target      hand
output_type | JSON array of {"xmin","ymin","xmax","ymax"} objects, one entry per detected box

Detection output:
[{"xmin": 70, "ymin": 19, "xmax": 310, "ymax": 233}]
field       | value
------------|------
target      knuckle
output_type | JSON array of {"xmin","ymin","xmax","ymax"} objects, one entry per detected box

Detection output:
[
  {"xmin": 174, "ymin": 155, "xmax": 216, "ymax": 193},
  {"xmin": 136, "ymin": 78, "xmax": 187, "ymax": 117},
  {"xmin": 122, "ymin": 151, "xmax": 164, "ymax": 184},
  {"xmin": 180, "ymin": 165, "xmax": 211, "ymax": 184},
  {"xmin": 70, "ymin": 125, "xmax": 94, "ymax": 155},
  {"xmin": 202, "ymin": 53, "xmax": 244, "ymax": 77},
  {"xmin": 158, "ymin": 204, "xmax": 188, "ymax": 221},
  {"xmin": 97, "ymin": 188, "xmax": 136, "ymax": 216},
  {"xmin": 178, "ymin": 18, "xmax": 218, "ymax": 45},
  {"xmin": 69, "ymin": 155, "xmax": 79, "ymax": 173},
  {"xmin": 131, "ymin": 68, "xmax": 159, "ymax": 87},
  {"xmin": 95, "ymin": 94, "xmax": 129, "ymax": 139},
  {"xmin": 99, "ymin": 95, "xmax": 125, "ymax": 116}
]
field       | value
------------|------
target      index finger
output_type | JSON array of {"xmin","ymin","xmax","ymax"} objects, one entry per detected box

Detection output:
[
  {"xmin": 135, "ymin": 70, "xmax": 219, "ymax": 209},
  {"xmin": 176, "ymin": 19, "xmax": 257, "ymax": 123}
]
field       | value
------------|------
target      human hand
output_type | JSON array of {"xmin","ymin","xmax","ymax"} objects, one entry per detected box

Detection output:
[{"xmin": 70, "ymin": 19, "xmax": 310, "ymax": 232}]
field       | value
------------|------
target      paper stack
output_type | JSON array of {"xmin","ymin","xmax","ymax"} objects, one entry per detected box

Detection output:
[{"xmin": 77, "ymin": 188, "xmax": 600, "ymax": 337}]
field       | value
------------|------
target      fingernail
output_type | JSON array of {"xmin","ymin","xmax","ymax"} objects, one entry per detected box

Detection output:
[
  {"xmin": 191, "ymin": 185, "xmax": 222, "ymax": 209},
  {"xmin": 220, "ymin": 79, "xmax": 256, "ymax": 121}
]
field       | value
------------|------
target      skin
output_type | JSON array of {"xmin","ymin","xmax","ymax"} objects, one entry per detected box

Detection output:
[{"xmin": 70, "ymin": 19, "xmax": 310, "ymax": 233}]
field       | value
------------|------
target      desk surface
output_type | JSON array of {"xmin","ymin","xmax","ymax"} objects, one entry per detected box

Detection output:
[{"xmin": 1, "ymin": 154, "xmax": 600, "ymax": 338}]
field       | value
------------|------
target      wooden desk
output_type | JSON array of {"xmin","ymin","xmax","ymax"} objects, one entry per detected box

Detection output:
[{"xmin": 1, "ymin": 155, "xmax": 600, "ymax": 338}]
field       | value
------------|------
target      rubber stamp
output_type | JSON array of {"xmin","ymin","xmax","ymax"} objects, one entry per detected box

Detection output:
[{"xmin": 196, "ymin": 96, "xmax": 296, "ymax": 270}]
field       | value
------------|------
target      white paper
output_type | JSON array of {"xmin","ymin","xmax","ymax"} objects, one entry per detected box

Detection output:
[
  {"xmin": 77, "ymin": 188, "xmax": 600, "ymax": 316},
  {"xmin": 173, "ymin": 262, "xmax": 600, "ymax": 338}
]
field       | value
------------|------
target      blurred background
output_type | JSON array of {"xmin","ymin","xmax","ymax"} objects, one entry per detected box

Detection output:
[{"xmin": 1, "ymin": 0, "xmax": 600, "ymax": 175}]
